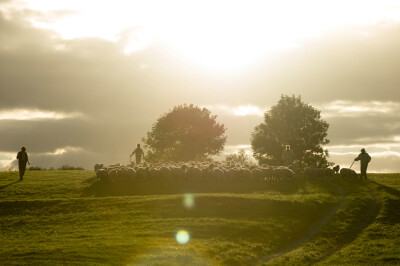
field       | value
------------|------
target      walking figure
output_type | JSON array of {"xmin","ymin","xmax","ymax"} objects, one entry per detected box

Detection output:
[
  {"xmin": 354, "ymin": 148, "xmax": 371, "ymax": 180},
  {"xmin": 130, "ymin": 143, "xmax": 145, "ymax": 164},
  {"xmin": 16, "ymin": 147, "xmax": 30, "ymax": 181},
  {"xmin": 282, "ymin": 145, "xmax": 295, "ymax": 166}
]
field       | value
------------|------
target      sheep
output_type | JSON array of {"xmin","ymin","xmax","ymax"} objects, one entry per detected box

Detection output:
[
  {"xmin": 240, "ymin": 168, "xmax": 253, "ymax": 182},
  {"xmin": 288, "ymin": 164, "xmax": 297, "ymax": 173},
  {"xmin": 148, "ymin": 167, "xmax": 159, "ymax": 183},
  {"xmin": 333, "ymin": 165, "xmax": 340, "ymax": 174},
  {"xmin": 126, "ymin": 167, "xmax": 136, "ymax": 181},
  {"xmin": 324, "ymin": 168, "xmax": 335, "ymax": 178},
  {"xmin": 273, "ymin": 167, "xmax": 295, "ymax": 181},
  {"xmin": 251, "ymin": 168, "xmax": 263, "ymax": 182},
  {"xmin": 305, "ymin": 167, "xmax": 337, "ymax": 181},
  {"xmin": 212, "ymin": 167, "xmax": 227, "ymax": 182},
  {"xmin": 340, "ymin": 168, "xmax": 357, "ymax": 180},
  {"xmin": 261, "ymin": 167, "xmax": 274, "ymax": 182},
  {"xmin": 187, "ymin": 166, "xmax": 202, "ymax": 183},
  {"xmin": 96, "ymin": 169, "xmax": 108, "ymax": 182},
  {"xmin": 94, "ymin": 163, "xmax": 103, "ymax": 172},
  {"xmin": 171, "ymin": 166, "xmax": 186, "ymax": 182},
  {"xmin": 135, "ymin": 167, "xmax": 147, "ymax": 182},
  {"xmin": 159, "ymin": 166, "xmax": 172, "ymax": 183},
  {"xmin": 304, "ymin": 167, "xmax": 325, "ymax": 179},
  {"xmin": 108, "ymin": 169, "xmax": 118, "ymax": 183},
  {"xmin": 226, "ymin": 168, "xmax": 238, "ymax": 182}
]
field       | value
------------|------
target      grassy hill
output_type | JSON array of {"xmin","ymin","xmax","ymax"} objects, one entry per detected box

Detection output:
[{"xmin": 0, "ymin": 171, "xmax": 399, "ymax": 265}]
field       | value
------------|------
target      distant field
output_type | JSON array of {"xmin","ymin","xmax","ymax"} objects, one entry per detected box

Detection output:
[{"xmin": 0, "ymin": 171, "xmax": 399, "ymax": 265}]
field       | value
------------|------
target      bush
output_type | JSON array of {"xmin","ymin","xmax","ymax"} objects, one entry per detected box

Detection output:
[
  {"xmin": 58, "ymin": 165, "xmax": 84, "ymax": 170},
  {"xmin": 28, "ymin": 166, "xmax": 46, "ymax": 171}
]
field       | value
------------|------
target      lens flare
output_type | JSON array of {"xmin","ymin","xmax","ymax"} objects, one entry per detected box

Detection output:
[
  {"xmin": 183, "ymin": 194, "xmax": 195, "ymax": 209},
  {"xmin": 175, "ymin": 230, "xmax": 190, "ymax": 245}
]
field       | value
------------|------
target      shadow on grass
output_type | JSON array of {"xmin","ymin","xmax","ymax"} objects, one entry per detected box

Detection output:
[
  {"xmin": 371, "ymin": 181, "xmax": 400, "ymax": 225},
  {"xmin": 0, "ymin": 180, "xmax": 19, "ymax": 191},
  {"xmin": 81, "ymin": 178, "xmax": 310, "ymax": 197}
]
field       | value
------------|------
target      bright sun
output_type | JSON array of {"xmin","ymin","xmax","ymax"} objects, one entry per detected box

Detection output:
[{"xmin": 3, "ymin": 0, "xmax": 400, "ymax": 70}]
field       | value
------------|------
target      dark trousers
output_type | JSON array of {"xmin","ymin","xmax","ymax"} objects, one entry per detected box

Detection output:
[
  {"xmin": 360, "ymin": 165, "xmax": 368, "ymax": 180},
  {"xmin": 19, "ymin": 163, "xmax": 26, "ymax": 180}
]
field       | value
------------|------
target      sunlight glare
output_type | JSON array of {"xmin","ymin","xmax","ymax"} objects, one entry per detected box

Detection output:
[
  {"xmin": 6, "ymin": 0, "xmax": 400, "ymax": 70},
  {"xmin": 183, "ymin": 194, "xmax": 195, "ymax": 209},
  {"xmin": 175, "ymin": 230, "xmax": 190, "ymax": 245}
]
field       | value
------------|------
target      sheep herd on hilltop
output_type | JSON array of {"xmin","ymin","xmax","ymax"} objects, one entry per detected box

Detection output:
[{"xmin": 94, "ymin": 161, "xmax": 358, "ymax": 184}]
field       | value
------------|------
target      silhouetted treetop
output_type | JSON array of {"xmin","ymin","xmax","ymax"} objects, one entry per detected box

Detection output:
[
  {"xmin": 251, "ymin": 95, "xmax": 331, "ymax": 168},
  {"xmin": 142, "ymin": 104, "xmax": 227, "ymax": 162}
]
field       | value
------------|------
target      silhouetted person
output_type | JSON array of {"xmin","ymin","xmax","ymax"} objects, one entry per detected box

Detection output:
[
  {"xmin": 282, "ymin": 145, "xmax": 295, "ymax": 166},
  {"xmin": 355, "ymin": 148, "xmax": 371, "ymax": 180},
  {"xmin": 131, "ymin": 143, "xmax": 145, "ymax": 164},
  {"xmin": 16, "ymin": 147, "xmax": 30, "ymax": 181}
]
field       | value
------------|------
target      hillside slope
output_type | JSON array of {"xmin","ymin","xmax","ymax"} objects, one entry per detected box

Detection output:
[{"xmin": 0, "ymin": 171, "xmax": 398, "ymax": 265}]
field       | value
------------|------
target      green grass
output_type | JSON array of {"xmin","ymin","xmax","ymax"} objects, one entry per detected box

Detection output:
[
  {"xmin": 0, "ymin": 171, "xmax": 399, "ymax": 265},
  {"xmin": 262, "ymin": 174, "xmax": 400, "ymax": 265},
  {"xmin": 319, "ymin": 174, "xmax": 400, "ymax": 265}
]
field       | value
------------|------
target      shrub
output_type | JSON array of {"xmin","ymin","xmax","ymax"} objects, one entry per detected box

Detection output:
[{"xmin": 58, "ymin": 165, "xmax": 84, "ymax": 170}]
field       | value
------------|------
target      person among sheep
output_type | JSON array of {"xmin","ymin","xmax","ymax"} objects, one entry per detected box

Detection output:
[
  {"xmin": 131, "ymin": 143, "xmax": 145, "ymax": 164},
  {"xmin": 354, "ymin": 148, "xmax": 371, "ymax": 180},
  {"xmin": 16, "ymin": 146, "xmax": 30, "ymax": 181},
  {"xmin": 282, "ymin": 145, "xmax": 295, "ymax": 166}
]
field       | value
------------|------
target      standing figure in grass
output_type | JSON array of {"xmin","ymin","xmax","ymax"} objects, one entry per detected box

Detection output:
[
  {"xmin": 16, "ymin": 146, "xmax": 30, "ymax": 181},
  {"xmin": 130, "ymin": 143, "xmax": 145, "ymax": 165},
  {"xmin": 354, "ymin": 148, "xmax": 371, "ymax": 180},
  {"xmin": 282, "ymin": 145, "xmax": 295, "ymax": 166}
]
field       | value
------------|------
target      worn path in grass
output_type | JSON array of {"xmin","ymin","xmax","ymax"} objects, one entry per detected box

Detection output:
[
  {"xmin": 261, "ymin": 174, "xmax": 400, "ymax": 265},
  {"xmin": 318, "ymin": 175, "xmax": 400, "ymax": 265},
  {"xmin": 257, "ymin": 181, "xmax": 346, "ymax": 264}
]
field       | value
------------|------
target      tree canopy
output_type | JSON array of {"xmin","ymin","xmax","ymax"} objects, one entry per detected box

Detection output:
[
  {"xmin": 142, "ymin": 104, "xmax": 227, "ymax": 162},
  {"xmin": 251, "ymin": 95, "xmax": 331, "ymax": 168}
]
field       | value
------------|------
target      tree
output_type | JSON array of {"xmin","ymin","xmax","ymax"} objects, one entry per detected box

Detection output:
[
  {"xmin": 224, "ymin": 149, "xmax": 256, "ymax": 166},
  {"xmin": 251, "ymin": 95, "xmax": 331, "ymax": 168},
  {"xmin": 142, "ymin": 104, "xmax": 227, "ymax": 162}
]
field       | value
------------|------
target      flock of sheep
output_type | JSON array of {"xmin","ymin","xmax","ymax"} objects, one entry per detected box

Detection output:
[{"xmin": 94, "ymin": 161, "xmax": 358, "ymax": 184}]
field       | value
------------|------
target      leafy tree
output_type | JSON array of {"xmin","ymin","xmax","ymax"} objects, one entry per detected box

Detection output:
[
  {"xmin": 251, "ymin": 95, "xmax": 331, "ymax": 168},
  {"xmin": 224, "ymin": 149, "xmax": 256, "ymax": 166},
  {"xmin": 142, "ymin": 104, "xmax": 227, "ymax": 162}
]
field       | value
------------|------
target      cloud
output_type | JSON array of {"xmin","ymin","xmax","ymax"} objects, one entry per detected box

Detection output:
[
  {"xmin": 327, "ymin": 142, "xmax": 400, "ymax": 152},
  {"xmin": 0, "ymin": 151, "xmax": 16, "ymax": 171},
  {"xmin": 0, "ymin": 109, "xmax": 83, "ymax": 120},
  {"xmin": 319, "ymin": 100, "xmax": 400, "ymax": 118},
  {"xmin": 0, "ymin": 146, "xmax": 114, "ymax": 171},
  {"xmin": 0, "ymin": 4, "xmax": 400, "ymax": 172},
  {"xmin": 207, "ymin": 104, "xmax": 266, "ymax": 117},
  {"xmin": 328, "ymin": 150, "xmax": 400, "ymax": 173},
  {"xmin": 44, "ymin": 146, "xmax": 82, "ymax": 156}
]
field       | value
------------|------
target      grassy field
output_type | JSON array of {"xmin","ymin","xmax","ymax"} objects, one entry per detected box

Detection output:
[{"xmin": 0, "ymin": 171, "xmax": 399, "ymax": 265}]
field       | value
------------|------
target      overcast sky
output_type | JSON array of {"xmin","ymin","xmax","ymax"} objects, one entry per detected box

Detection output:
[{"xmin": 1, "ymin": 0, "xmax": 400, "ymax": 172}]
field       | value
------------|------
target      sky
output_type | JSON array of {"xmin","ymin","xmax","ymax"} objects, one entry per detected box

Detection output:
[{"xmin": 1, "ymin": 0, "xmax": 400, "ymax": 172}]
